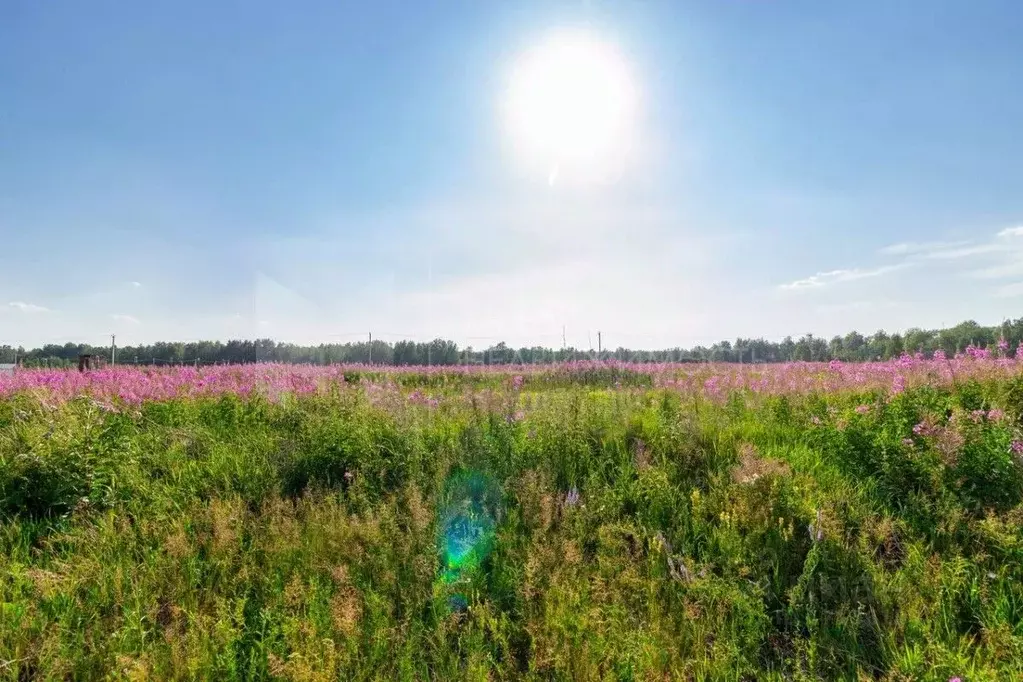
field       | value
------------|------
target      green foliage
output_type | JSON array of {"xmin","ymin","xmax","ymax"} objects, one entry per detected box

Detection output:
[
  {"xmin": 6, "ymin": 314, "xmax": 1023, "ymax": 368},
  {"xmin": 1, "ymin": 380, "xmax": 1022, "ymax": 679}
]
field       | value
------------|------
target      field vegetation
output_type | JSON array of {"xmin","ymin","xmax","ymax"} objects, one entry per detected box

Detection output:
[{"xmin": 2, "ymin": 357, "xmax": 1023, "ymax": 680}]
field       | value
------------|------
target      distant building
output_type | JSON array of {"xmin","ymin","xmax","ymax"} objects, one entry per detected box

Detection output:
[{"xmin": 0, "ymin": 363, "xmax": 15, "ymax": 375}]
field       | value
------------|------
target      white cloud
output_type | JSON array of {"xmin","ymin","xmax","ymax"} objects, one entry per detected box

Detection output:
[
  {"xmin": 997, "ymin": 226, "xmax": 1023, "ymax": 238},
  {"xmin": 8, "ymin": 301, "xmax": 51, "ymax": 313},
  {"xmin": 919, "ymin": 243, "xmax": 1002, "ymax": 260},
  {"xmin": 129, "ymin": 281, "xmax": 142, "ymax": 288},
  {"xmin": 779, "ymin": 264, "xmax": 907, "ymax": 291},
  {"xmin": 110, "ymin": 313, "xmax": 140, "ymax": 324},
  {"xmin": 870, "ymin": 223, "xmax": 1023, "ymax": 299},
  {"xmin": 880, "ymin": 230, "xmax": 1015, "ymax": 261},
  {"xmin": 878, "ymin": 240, "xmax": 970, "ymax": 256}
]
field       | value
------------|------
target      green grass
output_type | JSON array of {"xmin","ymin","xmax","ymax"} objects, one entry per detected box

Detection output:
[{"xmin": 1, "ymin": 379, "xmax": 1022, "ymax": 680}]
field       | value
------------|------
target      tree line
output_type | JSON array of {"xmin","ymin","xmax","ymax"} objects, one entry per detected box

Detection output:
[{"xmin": 2, "ymin": 318, "xmax": 1022, "ymax": 368}]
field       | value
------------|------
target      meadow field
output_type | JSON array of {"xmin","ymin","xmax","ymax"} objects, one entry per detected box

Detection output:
[{"xmin": 2, "ymin": 355, "xmax": 1023, "ymax": 680}]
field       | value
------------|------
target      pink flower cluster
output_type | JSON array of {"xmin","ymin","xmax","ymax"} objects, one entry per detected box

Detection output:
[
  {"xmin": 968, "ymin": 409, "xmax": 1005, "ymax": 423},
  {"xmin": 1, "ymin": 353, "xmax": 1022, "ymax": 406},
  {"xmin": 0, "ymin": 364, "xmax": 342, "ymax": 405}
]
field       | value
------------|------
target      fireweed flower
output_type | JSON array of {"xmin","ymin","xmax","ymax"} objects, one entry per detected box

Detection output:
[
  {"xmin": 1011, "ymin": 440, "xmax": 1023, "ymax": 456},
  {"xmin": 855, "ymin": 404, "xmax": 870, "ymax": 415},
  {"xmin": 913, "ymin": 421, "xmax": 937, "ymax": 437},
  {"xmin": 4, "ymin": 356, "xmax": 1023, "ymax": 405}
]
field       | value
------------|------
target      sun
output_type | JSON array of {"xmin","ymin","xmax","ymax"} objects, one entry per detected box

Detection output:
[{"xmin": 502, "ymin": 29, "xmax": 638, "ymax": 185}]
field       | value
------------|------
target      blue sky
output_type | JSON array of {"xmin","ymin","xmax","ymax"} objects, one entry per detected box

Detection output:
[{"xmin": 2, "ymin": 1, "xmax": 1022, "ymax": 348}]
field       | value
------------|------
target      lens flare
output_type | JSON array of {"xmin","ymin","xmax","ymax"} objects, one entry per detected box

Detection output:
[{"xmin": 436, "ymin": 470, "xmax": 499, "ymax": 608}]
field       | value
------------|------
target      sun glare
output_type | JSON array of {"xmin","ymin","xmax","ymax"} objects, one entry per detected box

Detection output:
[{"xmin": 503, "ymin": 29, "xmax": 638, "ymax": 186}]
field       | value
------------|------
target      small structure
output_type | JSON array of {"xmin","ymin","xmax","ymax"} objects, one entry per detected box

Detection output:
[{"xmin": 78, "ymin": 354, "xmax": 105, "ymax": 372}]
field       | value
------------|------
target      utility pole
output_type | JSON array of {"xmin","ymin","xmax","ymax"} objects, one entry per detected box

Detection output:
[
  {"xmin": 368, "ymin": 332, "xmax": 372, "ymax": 364},
  {"xmin": 598, "ymin": 331, "xmax": 602, "ymax": 355},
  {"xmin": 111, "ymin": 335, "xmax": 116, "ymax": 365}
]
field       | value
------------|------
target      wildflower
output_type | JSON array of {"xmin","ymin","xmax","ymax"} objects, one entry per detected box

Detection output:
[
  {"xmin": 998, "ymin": 337, "xmax": 1010, "ymax": 353},
  {"xmin": 902, "ymin": 438, "xmax": 914, "ymax": 447},
  {"xmin": 810, "ymin": 415, "xmax": 821, "ymax": 425},
  {"xmin": 1010, "ymin": 440, "xmax": 1023, "ymax": 456},
  {"xmin": 949, "ymin": 677, "xmax": 962, "ymax": 682},
  {"xmin": 512, "ymin": 375, "xmax": 524, "ymax": 390},
  {"xmin": 855, "ymin": 404, "xmax": 870, "ymax": 415},
  {"xmin": 969, "ymin": 409, "xmax": 986, "ymax": 424},
  {"xmin": 987, "ymin": 408, "xmax": 1005, "ymax": 422},
  {"xmin": 912, "ymin": 420, "xmax": 937, "ymax": 437},
  {"xmin": 933, "ymin": 349, "xmax": 947, "ymax": 361},
  {"xmin": 565, "ymin": 488, "xmax": 580, "ymax": 507}
]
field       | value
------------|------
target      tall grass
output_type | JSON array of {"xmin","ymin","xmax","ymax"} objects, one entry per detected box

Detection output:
[{"xmin": 1, "ymin": 372, "xmax": 1022, "ymax": 680}]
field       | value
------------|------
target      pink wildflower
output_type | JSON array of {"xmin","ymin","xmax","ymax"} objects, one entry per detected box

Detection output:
[{"xmin": 855, "ymin": 404, "xmax": 870, "ymax": 415}]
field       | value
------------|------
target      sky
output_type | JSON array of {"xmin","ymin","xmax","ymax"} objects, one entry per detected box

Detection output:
[{"xmin": 2, "ymin": 1, "xmax": 1022, "ymax": 350}]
